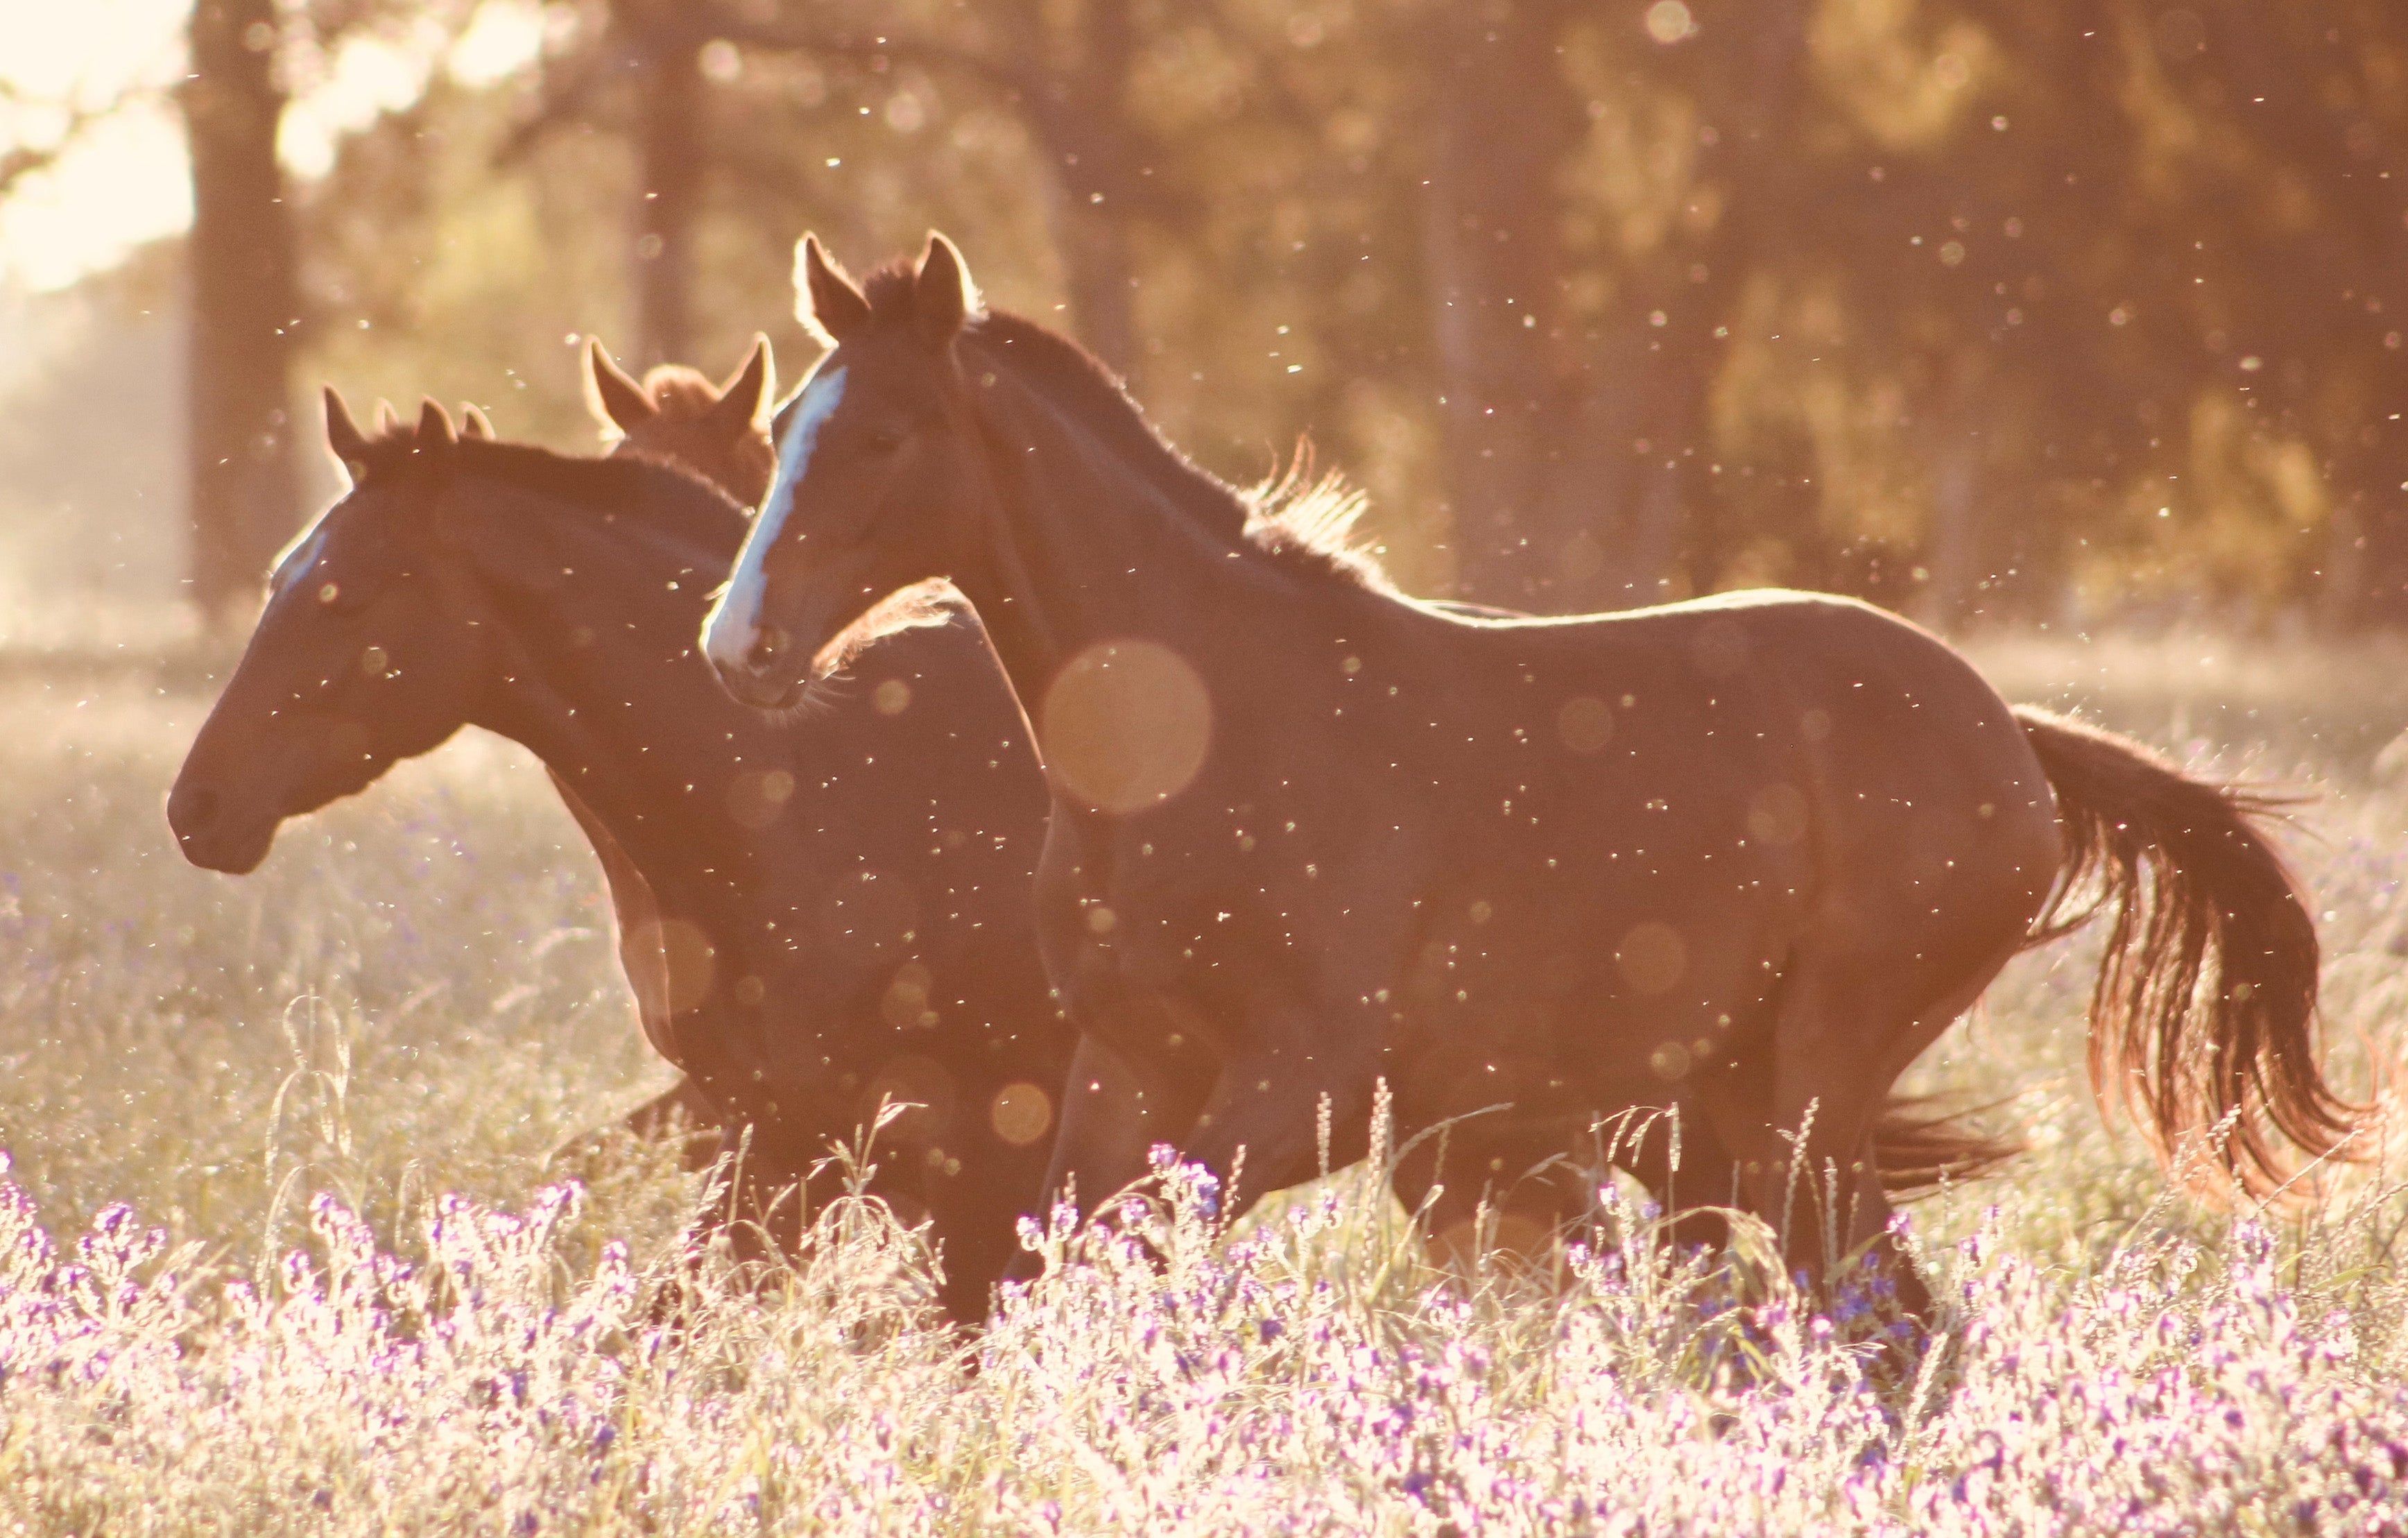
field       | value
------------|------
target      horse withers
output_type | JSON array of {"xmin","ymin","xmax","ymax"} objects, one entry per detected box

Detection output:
[
  {"xmin": 166, "ymin": 380, "xmax": 1064, "ymax": 1324},
  {"xmin": 700, "ymin": 232, "xmax": 2359, "ymax": 1312}
]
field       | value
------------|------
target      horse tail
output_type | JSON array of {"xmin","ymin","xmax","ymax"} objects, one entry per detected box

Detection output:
[
  {"xmin": 2013, "ymin": 706, "xmax": 2362, "ymax": 1195},
  {"xmin": 1871, "ymin": 1097, "xmax": 2021, "ymax": 1200}
]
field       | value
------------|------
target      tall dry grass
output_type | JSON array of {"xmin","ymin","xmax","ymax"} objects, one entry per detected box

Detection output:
[{"xmin": 0, "ymin": 634, "xmax": 2403, "ymax": 1533}]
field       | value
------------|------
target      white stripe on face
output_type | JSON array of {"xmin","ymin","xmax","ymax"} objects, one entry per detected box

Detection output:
[
  {"xmin": 705, "ymin": 364, "xmax": 848, "ymax": 672},
  {"xmin": 267, "ymin": 519, "xmax": 331, "ymax": 603}
]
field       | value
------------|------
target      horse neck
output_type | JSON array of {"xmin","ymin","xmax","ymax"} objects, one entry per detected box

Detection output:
[
  {"xmin": 461, "ymin": 493, "xmax": 764, "ymax": 889},
  {"xmin": 954, "ymin": 363, "xmax": 1291, "ymax": 699}
]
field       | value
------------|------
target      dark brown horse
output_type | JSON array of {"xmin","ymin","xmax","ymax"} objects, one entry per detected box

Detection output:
[
  {"xmin": 702, "ymin": 234, "xmax": 2359, "ymax": 1306},
  {"xmin": 168, "ymin": 388, "xmax": 1064, "ymax": 1322}
]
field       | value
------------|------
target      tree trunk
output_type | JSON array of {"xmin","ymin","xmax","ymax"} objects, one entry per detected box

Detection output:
[
  {"xmin": 1049, "ymin": 182, "xmax": 1140, "ymax": 384},
  {"xmin": 182, "ymin": 0, "xmax": 300, "ymax": 619},
  {"xmin": 1023, "ymin": 0, "xmax": 1144, "ymax": 384},
  {"xmin": 623, "ymin": 1, "xmax": 705, "ymax": 367},
  {"xmin": 2334, "ymin": 427, "xmax": 2408, "ymax": 627},
  {"xmin": 1420, "ymin": 0, "xmax": 1594, "ymax": 609}
]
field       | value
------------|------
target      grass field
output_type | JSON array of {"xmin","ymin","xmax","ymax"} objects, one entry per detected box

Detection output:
[{"xmin": 1, "ymin": 628, "xmax": 2405, "ymax": 1532}]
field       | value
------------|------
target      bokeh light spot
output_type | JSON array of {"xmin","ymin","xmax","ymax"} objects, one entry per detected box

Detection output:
[
  {"xmin": 724, "ymin": 767, "xmax": 796, "ymax": 830},
  {"xmin": 990, "ymin": 1082, "xmax": 1054, "ymax": 1147},
  {"xmin": 630, "ymin": 916, "xmax": 717, "ymax": 1016},
  {"xmin": 1041, "ymin": 639, "xmax": 1213, "ymax": 815},
  {"xmin": 1649, "ymin": 1041, "xmax": 1693, "ymax": 1082},
  {"xmin": 1557, "ymin": 695, "xmax": 1614, "ymax": 753},
  {"xmin": 1616, "ymin": 921, "xmax": 1687, "ymax": 996},
  {"xmin": 881, "ymin": 960, "xmax": 937, "ymax": 1029},
  {"xmin": 1747, "ymin": 783, "xmax": 1810, "ymax": 845},
  {"xmin": 861, "ymin": 1054, "xmax": 955, "ymax": 1148},
  {"xmin": 1644, "ymin": 1, "xmax": 1693, "ymax": 44}
]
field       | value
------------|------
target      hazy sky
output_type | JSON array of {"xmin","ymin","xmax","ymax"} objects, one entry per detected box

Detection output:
[{"xmin": 0, "ymin": 0, "xmax": 543, "ymax": 292}]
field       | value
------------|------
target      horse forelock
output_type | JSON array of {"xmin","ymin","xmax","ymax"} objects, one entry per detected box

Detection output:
[
  {"xmin": 637, "ymin": 365, "xmax": 723, "ymax": 420},
  {"xmin": 860, "ymin": 259, "xmax": 924, "ymax": 319}
]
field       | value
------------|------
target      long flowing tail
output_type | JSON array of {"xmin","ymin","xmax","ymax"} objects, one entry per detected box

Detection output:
[
  {"xmin": 2015, "ymin": 706, "xmax": 2362, "ymax": 1194},
  {"xmin": 1872, "ymin": 1097, "xmax": 2022, "ymax": 1200}
]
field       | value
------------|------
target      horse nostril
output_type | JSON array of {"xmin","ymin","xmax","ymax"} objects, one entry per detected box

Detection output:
[
  {"xmin": 177, "ymin": 786, "xmax": 220, "ymax": 832},
  {"xmin": 747, "ymin": 626, "xmax": 789, "ymax": 672}
]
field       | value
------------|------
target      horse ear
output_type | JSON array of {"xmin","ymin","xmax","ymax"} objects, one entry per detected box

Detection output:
[
  {"xmin": 459, "ymin": 403, "xmax": 495, "ymax": 440},
  {"xmin": 796, "ymin": 234, "xmax": 871, "ymax": 346},
  {"xmin": 913, "ymin": 231, "xmax": 979, "ymax": 348},
  {"xmin": 324, "ymin": 386, "xmax": 369, "ymax": 472},
  {"xmin": 416, "ymin": 397, "xmax": 457, "ymax": 450},
  {"xmin": 711, "ymin": 335, "xmax": 775, "ymax": 432},
  {"xmin": 585, "ymin": 338, "xmax": 654, "ymax": 435}
]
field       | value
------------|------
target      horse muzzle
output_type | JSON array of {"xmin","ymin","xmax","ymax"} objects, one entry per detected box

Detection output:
[
  {"xmin": 164, "ymin": 778, "xmax": 279, "ymax": 874},
  {"xmin": 704, "ymin": 620, "xmax": 814, "ymax": 711},
  {"xmin": 166, "ymin": 765, "xmax": 287, "ymax": 866}
]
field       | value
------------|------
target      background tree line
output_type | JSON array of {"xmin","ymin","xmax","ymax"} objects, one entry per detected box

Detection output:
[{"xmin": 17, "ymin": 0, "xmax": 2408, "ymax": 629}]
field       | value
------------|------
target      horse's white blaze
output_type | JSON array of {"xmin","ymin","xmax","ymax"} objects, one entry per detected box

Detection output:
[
  {"xmin": 267, "ymin": 519, "xmax": 331, "ymax": 603},
  {"xmin": 705, "ymin": 365, "xmax": 847, "ymax": 672}
]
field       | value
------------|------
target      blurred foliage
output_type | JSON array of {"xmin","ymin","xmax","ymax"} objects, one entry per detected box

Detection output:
[{"xmin": 13, "ymin": 0, "xmax": 2408, "ymax": 625}]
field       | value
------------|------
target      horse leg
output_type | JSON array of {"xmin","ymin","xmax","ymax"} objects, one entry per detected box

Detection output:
[
  {"xmin": 1613, "ymin": 1100, "xmax": 1747, "ymax": 1261},
  {"xmin": 1830, "ymin": 1126, "xmax": 1931, "ymax": 1319},
  {"xmin": 1173, "ymin": 995, "xmax": 1380, "ymax": 1224},
  {"xmin": 622, "ymin": 1076, "xmax": 724, "ymax": 1169},
  {"xmin": 1387, "ymin": 1125, "xmax": 1588, "ymax": 1284},
  {"xmin": 1726, "ymin": 932, "xmax": 2027, "ymax": 1305},
  {"xmin": 1021, "ymin": 1033, "xmax": 1201, "ymax": 1250}
]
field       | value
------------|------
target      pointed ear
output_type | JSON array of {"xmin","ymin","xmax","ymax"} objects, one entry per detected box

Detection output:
[
  {"xmin": 374, "ymin": 399, "xmax": 402, "ymax": 434},
  {"xmin": 325, "ymin": 386, "xmax": 369, "ymax": 474},
  {"xmin": 710, "ymin": 335, "xmax": 775, "ymax": 432},
  {"xmin": 416, "ymin": 397, "xmax": 457, "ymax": 450},
  {"xmin": 796, "ymin": 234, "xmax": 871, "ymax": 346},
  {"xmin": 459, "ymin": 403, "xmax": 495, "ymax": 440},
  {"xmin": 585, "ymin": 338, "xmax": 654, "ymax": 436},
  {"xmin": 913, "ymin": 231, "xmax": 979, "ymax": 349}
]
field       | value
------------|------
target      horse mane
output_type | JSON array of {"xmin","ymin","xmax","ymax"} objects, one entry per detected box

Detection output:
[
  {"xmin": 1242, "ymin": 459, "xmax": 1392, "ymax": 591},
  {"xmin": 345, "ymin": 417, "xmax": 748, "ymax": 542},
  {"xmin": 847, "ymin": 267, "xmax": 1386, "ymax": 590}
]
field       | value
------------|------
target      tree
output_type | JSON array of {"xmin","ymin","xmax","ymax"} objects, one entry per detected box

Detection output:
[
  {"xmin": 182, "ymin": 0, "xmax": 302, "ymax": 618},
  {"xmin": 622, "ymin": 0, "xmax": 710, "ymax": 368}
]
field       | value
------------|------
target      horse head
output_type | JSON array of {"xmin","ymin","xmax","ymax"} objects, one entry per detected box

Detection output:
[
  {"xmin": 166, "ymin": 392, "xmax": 497, "ymax": 872},
  {"xmin": 587, "ymin": 336, "xmax": 776, "ymax": 508},
  {"xmin": 701, "ymin": 234, "xmax": 992, "ymax": 710}
]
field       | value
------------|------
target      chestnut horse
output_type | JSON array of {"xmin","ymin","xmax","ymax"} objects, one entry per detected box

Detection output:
[
  {"xmin": 559, "ymin": 336, "xmax": 780, "ymax": 1152},
  {"xmin": 703, "ymin": 234, "xmax": 2358, "ymax": 1306},
  {"xmin": 168, "ymin": 386, "xmax": 1063, "ymax": 1322}
]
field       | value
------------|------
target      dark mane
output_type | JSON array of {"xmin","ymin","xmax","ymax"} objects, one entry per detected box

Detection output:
[
  {"xmin": 964, "ymin": 311, "xmax": 1252, "ymax": 547},
  {"xmin": 348, "ymin": 421, "xmax": 748, "ymax": 543},
  {"xmin": 857, "ymin": 271, "xmax": 1386, "ymax": 588}
]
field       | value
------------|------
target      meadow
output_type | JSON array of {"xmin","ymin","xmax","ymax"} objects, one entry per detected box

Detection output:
[{"xmin": 1, "ymin": 624, "xmax": 2405, "ymax": 1534}]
